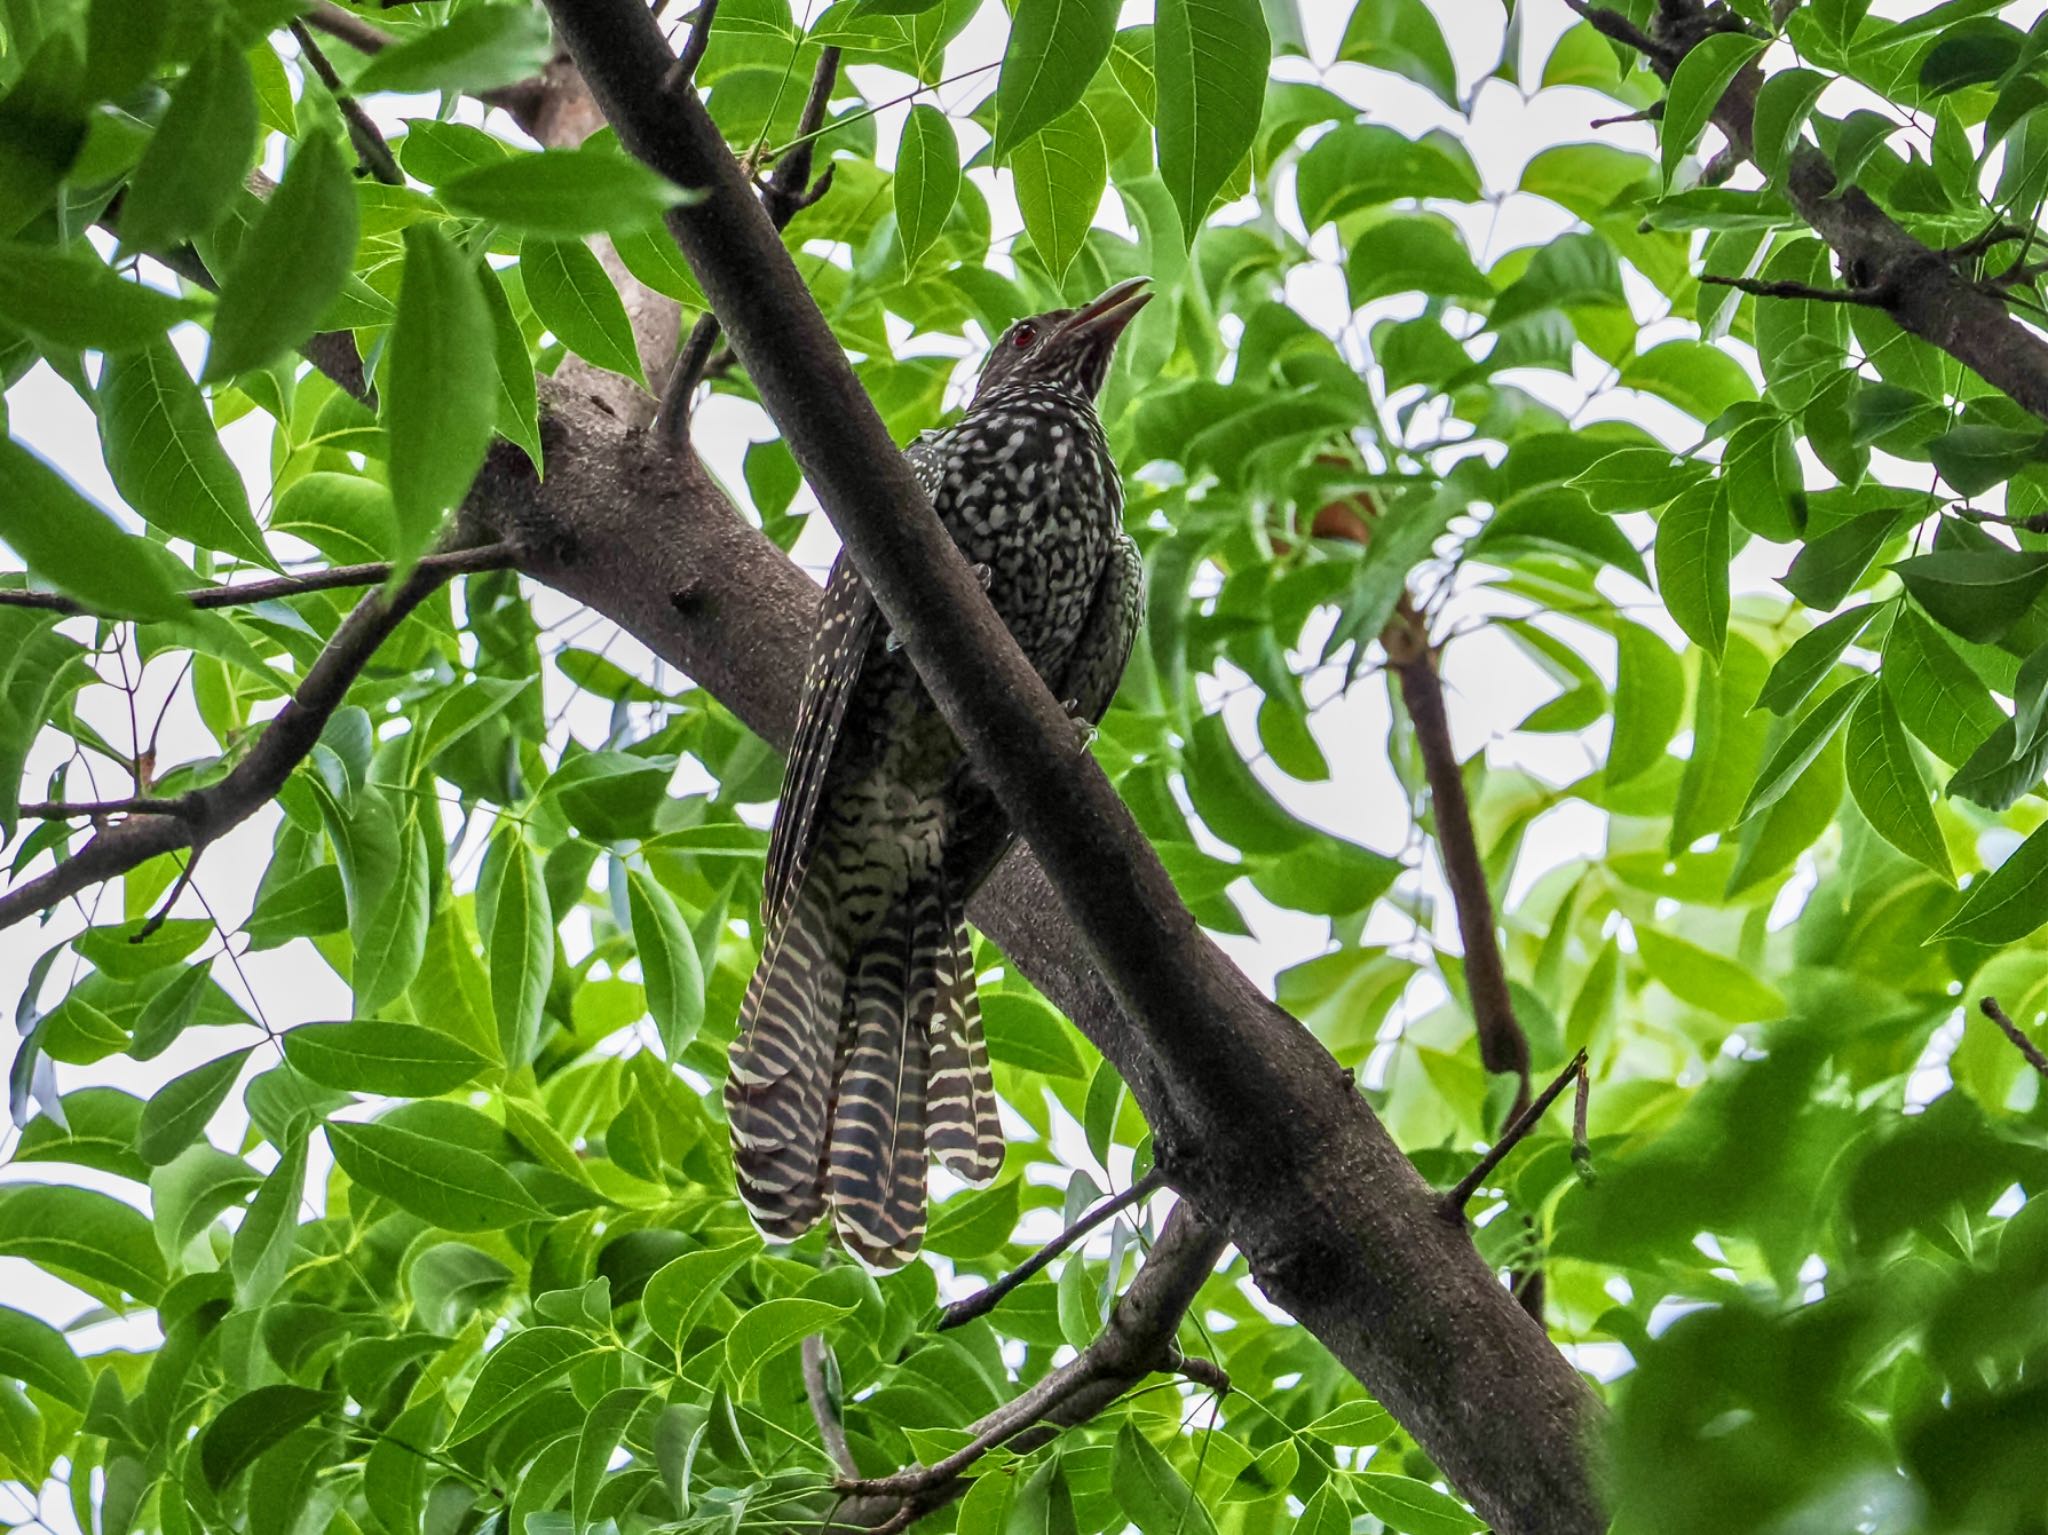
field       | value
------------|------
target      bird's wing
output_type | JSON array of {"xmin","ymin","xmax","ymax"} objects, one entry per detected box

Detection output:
[
  {"xmin": 761, "ymin": 554, "xmax": 877, "ymax": 931},
  {"xmin": 1057, "ymin": 532, "xmax": 1145, "ymax": 725}
]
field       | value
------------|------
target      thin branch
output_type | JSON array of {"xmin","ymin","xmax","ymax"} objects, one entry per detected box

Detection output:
[
  {"xmin": 18, "ymin": 795, "xmax": 206, "ymax": 822},
  {"xmin": 290, "ymin": 21, "xmax": 405, "ymax": 186},
  {"xmin": 1560, "ymin": 0, "xmax": 1674, "ymax": 66},
  {"xmin": 1980, "ymin": 997, "xmax": 2048, "ymax": 1081},
  {"xmin": 938, "ymin": 1167, "xmax": 1167, "ymax": 1331},
  {"xmin": 1571, "ymin": 1052, "xmax": 1596, "ymax": 1188},
  {"xmin": 133, "ymin": 851, "xmax": 199, "ymax": 943},
  {"xmin": 1440, "ymin": 1050, "xmax": 1591, "ymax": 1220},
  {"xmin": 835, "ymin": 1205, "xmax": 1227, "ymax": 1520},
  {"xmin": 1697, "ymin": 272, "xmax": 1888, "ymax": 305},
  {"xmin": 652, "ymin": 45, "xmax": 841, "ymax": 445},
  {"xmin": 0, "ymin": 550, "xmax": 471, "ymax": 934},
  {"xmin": 1384, "ymin": 598, "xmax": 1530, "ymax": 1107},
  {"xmin": 802, "ymin": 1335, "xmax": 859, "ymax": 1480},
  {"xmin": 0, "ymin": 543, "xmax": 521, "ymax": 616},
  {"xmin": 1957, "ymin": 505, "xmax": 2048, "ymax": 535},
  {"xmin": 669, "ymin": 0, "xmax": 718, "ymax": 90},
  {"xmin": 301, "ymin": 1, "xmax": 558, "ymax": 137}
]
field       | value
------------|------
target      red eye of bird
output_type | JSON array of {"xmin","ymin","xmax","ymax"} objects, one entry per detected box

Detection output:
[{"xmin": 1011, "ymin": 322, "xmax": 1038, "ymax": 349}]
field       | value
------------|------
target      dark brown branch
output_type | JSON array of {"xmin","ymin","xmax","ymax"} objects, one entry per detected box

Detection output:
[
  {"xmin": 938, "ymin": 1167, "xmax": 1167, "ymax": 1331},
  {"xmin": 802, "ymin": 1334, "xmax": 859, "ymax": 1480},
  {"xmin": 652, "ymin": 45, "xmax": 840, "ymax": 445},
  {"xmin": 1562, "ymin": 0, "xmax": 1674, "ymax": 66},
  {"xmin": 1385, "ymin": 600, "xmax": 1530, "ymax": 1105},
  {"xmin": 0, "ymin": 552, "xmax": 467, "ymax": 933},
  {"xmin": 669, "ymin": 0, "xmax": 717, "ymax": 89},
  {"xmin": 1980, "ymin": 997, "xmax": 2048, "ymax": 1081},
  {"xmin": 133, "ymin": 851, "xmax": 199, "ymax": 942},
  {"xmin": 1441, "ymin": 1051, "xmax": 1591, "ymax": 1219},
  {"xmin": 18, "ymin": 795, "xmax": 205, "ymax": 821},
  {"xmin": 1697, "ymin": 272, "xmax": 1886, "ymax": 305},
  {"xmin": 0, "ymin": 542, "xmax": 521, "ymax": 616},
  {"xmin": 834, "ymin": 1205, "xmax": 1227, "ymax": 1524},
  {"xmin": 301, "ymin": 1, "xmax": 561, "ymax": 139},
  {"xmin": 290, "ymin": 21, "xmax": 404, "ymax": 185},
  {"xmin": 539, "ymin": 4, "xmax": 1607, "ymax": 1529},
  {"xmin": 1571, "ymin": 1053, "xmax": 1596, "ymax": 1187}
]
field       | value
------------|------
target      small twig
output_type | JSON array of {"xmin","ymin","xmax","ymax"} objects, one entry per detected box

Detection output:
[
  {"xmin": 18, "ymin": 794, "xmax": 206, "ymax": 822},
  {"xmin": 1981, "ymin": 997, "xmax": 2048, "ymax": 1081},
  {"xmin": 290, "ymin": 22, "xmax": 405, "ymax": 186},
  {"xmin": 1590, "ymin": 105, "xmax": 1662, "ymax": 129},
  {"xmin": 0, "ymin": 542, "xmax": 522, "ymax": 616},
  {"xmin": 304, "ymin": 1, "xmax": 391, "ymax": 56},
  {"xmin": 1560, "ymin": 0, "xmax": 1676, "ymax": 67},
  {"xmin": 133, "ymin": 851, "xmax": 200, "ymax": 942},
  {"xmin": 669, "ymin": 0, "xmax": 718, "ymax": 90},
  {"xmin": 938, "ymin": 1166, "xmax": 1167, "ymax": 1331},
  {"xmin": 1571, "ymin": 1053, "xmax": 1595, "ymax": 1188},
  {"xmin": 1440, "ymin": 1050, "xmax": 1591, "ymax": 1220},
  {"xmin": 1956, "ymin": 505, "xmax": 2048, "ymax": 534},
  {"xmin": 1946, "ymin": 221, "xmax": 2029, "ymax": 263},
  {"xmin": 653, "ymin": 46, "xmax": 840, "ymax": 444},
  {"xmin": 802, "ymin": 1334, "xmax": 859, "ymax": 1480},
  {"xmin": 1697, "ymin": 272, "xmax": 1889, "ymax": 305},
  {"xmin": 1169, "ymin": 1350, "xmax": 1230, "ymax": 1396}
]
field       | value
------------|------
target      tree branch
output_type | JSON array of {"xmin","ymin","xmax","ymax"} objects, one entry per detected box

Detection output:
[
  {"xmin": 0, "ymin": 550, "xmax": 473, "ymax": 933},
  {"xmin": 302, "ymin": 1, "xmax": 561, "ymax": 139},
  {"xmin": 1441, "ymin": 1051, "xmax": 1591, "ymax": 1219},
  {"xmin": 803, "ymin": 1335, "xmax": 859, "ymax": 1481},
  {"xmin": 535, "ymin": 3, "xmax": 1605, "ymax": 1529},
  {"xmin": 669, "ymin": 0, "xmax": 717, "ymax": 89},
  {"xmin": 832, "ymin": 1204, "xmax": 1228, "ymax": 1528},
  {"xmin": 1980, "ymin": 997, "xmax": 2048, "ymax": 1081},
  {"xmin": 0, "ymin": 542, "xmax": 521, "ymax": 616},
  {"xmin": 1696, "ymin": 272, "xmax": 1888, "ymax": 305},
  {"xmin": 289, "ymin": 20, "xmax": 404, "ymax": 185},
  {"xmin": 652, "ymin": 45, "xmax": 841, "ymax": 444},
  {"xmin": 938, "ymin": 1167, "xmax": 1167, "ymax": 1332}
]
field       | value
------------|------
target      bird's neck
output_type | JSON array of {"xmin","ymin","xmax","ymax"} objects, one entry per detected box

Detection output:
[{"xmin": 970, "ymin": 381, "xmax": 1099, "ymax": 422}]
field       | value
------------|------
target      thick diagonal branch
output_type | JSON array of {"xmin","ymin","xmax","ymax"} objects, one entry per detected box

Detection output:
[{"xmin": 535, "ymin": 3, "xmax": 1605, "ymax": 1529}]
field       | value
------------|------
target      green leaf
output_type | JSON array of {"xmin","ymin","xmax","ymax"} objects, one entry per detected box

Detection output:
[
  {"xmin": 281, "ymin": 1021, "xmax": 487, "ymax": 1097},
  {"xmin": 982, "ymin": 990, "xmax": 1088, "ymax": 1078},
  {"xmin": 326, "ymin": 1119, "xmax": 542, "ymax": 1232},
  {"xmin": 1346, "ymin": 215, "xmax": 1492, "ymax": 308},
  {"xmin": 354, "ymin": 4, "xmax": 555, "ymax": 94},
  {"xmin": 1921, "ymin": 17, "xmax": 2025, "ymax": 96},
  {"xmin": 441, "ymin": 148, "xmax": 693, "ymax": 236},
  {"xmin": 896, "ymin": 104, "xmax": 961, "ymax": 269},
  {"xmin": 353, "ymin": 810, "xmax": 431, "ymax": 1013},
  {"xmin": 1013, "ymin": 102, "xmax": 1107, "ymax": 280},
  {"xmin": 1780, "ymin": 506, "xmax": 1902, "ymax": 611},
  {"xmin": 1336, "ymin": 0, "xmax": 1457, "ymax": 106},
  {"xmin": 725, "ymin": 1298, "xmax": 855, "ymax": 1390},
  {"xmin": 135, "ymin": 1046, "xmax": 254, "ymax": 1166},
  {"xmin": 230, "ymin": 1133, "xmax": 307, "ymax": 1307},
  {"xmin": 1305, "ymin": 1399, "xmax": 1397, "ymax": 1445},
  {"xmin": 1885, "ymin": 604, "xmax": 2003, "ymax": 765},
  {"xmin": 98, "ymin": 339, "xmax": 271, "ymax": 568},
  {"xmin": 1155, "ymin": 0, "xmax": 1269, "ymax": 241},
  {"xmin": 199, "ymin": 1385, "xmax": 334, "ymax": 1490},
  {"xmin": 1757, "ymin": 604, "xmax": 1879, "ymax": 715},
  {"xmin": 627, "ymin": 870, "xmax": 704, "ymax": 1059},
  {"xmin": 482, "ymin": 826, "xmax": 553, "ymax": 1069},
  {"xmin": 1619, "ymin": 340, "xmax": 1755, "ymax": 422},
  {"xmin": 1753, "ymin": 66, "xmax": 1828, "ymax": 183},
  {"xmin": 642, "ymin": 1241, "xmax": 760, "ymax": 1352},
  {"xmin": 520, "ymin": 234, "xmax": 647, "ymax": 388},
  {"xmin": 397, "ymin": 118, "xmax": 508, "ymax": 184},
  {"xmin": 1936, "ymin": 820, "xmax": 2048, "ymax": 944},
  {"xmin": 1930, "ymin": 424, "xmax": 2047, "ymax": 496},
  {"xmin": 0, "ymin": 1305, "xmax": 89, "ymax": 1409},
  {"xmin": 574, "ymin": 1386, "xmax": 647, "ymax": 1529},
  {"xmin": 385, "ymin": 223, "xmax": 495, "ymax": 575},
  {"xmin": 926, "ymin": 1176, "xmax": 1023, "ymax": 1260},
  {"xmin": 994, "ymin": 0, "xmax": 1119, "ymax": 160},
  {"xmin": 117, "ymin": 34, "xmax": 257, "ymax": 253},
  {"xmin": 0, "ymin": 241, "xmax": 201, "ymax": 352},
  {"xmin": 1893, "ymin": 549, "xmax": 2048, "ymax": 645},
  {"xmin": 542, "ymin": 751, "xmax": 675, "ymax": 840},
  {"xmin": 1653, "ymin": 482, "xmax": 1730, "ymax": 659},
  {"xmin": 1844, "ymin": 683, "xmax": 1951, "ymax": 881},
  {"xmin": 204, "ymin": 132, "xmax": 359, "ymax": 382},
  {"xmin": 1660, "ymin": 33, "xmax": 1766, "ymax": 186},
  {"xmin": 1113, "ymin": 1420, "xmax": 1220, "ymax": 1535},
  {"xmin": 0, "ymin": 1183, "xmax": 166, "ymax": 1302},
  {"xmin": 1298, "ymin": 123, "xmax": 1481, "ymax": 228},
  {"xmin": 446, "ymin": 1327, "xmax": 605, "ymax": 1444},
  {"xmin": 0, "ymin": 440, "xmax": 189, "ymax": 619},
  {"xmin": 1740, "ymin": 676, "xmax": 1871, "ymax": 824},
  {"xmin": 1608, "ymin": 621, "xmax": 1684, "ymax": 784},
  {"xmin": 1353, "ymin": 1473, "xmax": 1482, "ymax": 1535}
]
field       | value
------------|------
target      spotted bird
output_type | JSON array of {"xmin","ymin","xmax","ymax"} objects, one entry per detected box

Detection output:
[{"xmin": 725, "ymin": 277, "xmax": 1152, "ymax": 1268}]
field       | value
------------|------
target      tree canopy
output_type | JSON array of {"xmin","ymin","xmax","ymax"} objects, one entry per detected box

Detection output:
[{"xmin": 3, "ymin": 0, "xmax": 2048, "ymax": 1531}]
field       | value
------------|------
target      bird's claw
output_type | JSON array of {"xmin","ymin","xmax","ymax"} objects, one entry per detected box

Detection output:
[
  {"xmin": 1061, "ymin": 698, "xmax": 1096, "ymax": 752},
  {"xmin": 971, "ymin": 562, "xmax": 993, "ymax": 590}
]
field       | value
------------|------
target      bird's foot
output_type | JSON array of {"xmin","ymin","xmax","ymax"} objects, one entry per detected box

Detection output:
[
  {"xmin": 971, "ymin": 562, "xmax": 993, "ymax": 590},
  {"xmin": 1061, "ymin": 698, "xmax": 1097, "ymax": 752}
]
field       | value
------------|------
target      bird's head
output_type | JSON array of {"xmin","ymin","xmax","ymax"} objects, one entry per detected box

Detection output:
[{"xmin": 971, "ymin": 277, "xmax": 1151, "ymax": 406}]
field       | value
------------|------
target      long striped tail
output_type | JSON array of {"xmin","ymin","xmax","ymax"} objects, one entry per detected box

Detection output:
[{"xmin": 726, "ymin": 870, "xmax": 1004, "ymax": 1268}]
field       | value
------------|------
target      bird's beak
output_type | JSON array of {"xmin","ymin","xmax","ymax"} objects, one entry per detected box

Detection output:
[{"xmin": 1060, "ymin": 276, "xmax": 1152, "ymax": 344}]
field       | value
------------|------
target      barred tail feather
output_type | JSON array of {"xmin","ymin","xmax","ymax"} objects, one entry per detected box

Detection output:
[
  {"xmin": 726, "ymin": 876, "xmax": 846, "ymax": 1240},
  {"xmin": 924, "ymin": 886, "xmax": 1003, "ymax": 1183},
  {"xmin": 828, "ymin": 905, "xmax": 930, "ymax": 1268}
]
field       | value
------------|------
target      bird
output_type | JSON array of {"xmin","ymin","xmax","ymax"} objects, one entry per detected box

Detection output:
[{"xmin": 724, "ymin": 276, "xmax": 1152, "ymax": 1269}]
